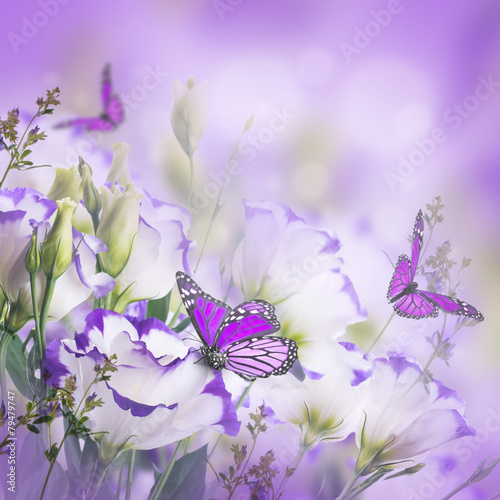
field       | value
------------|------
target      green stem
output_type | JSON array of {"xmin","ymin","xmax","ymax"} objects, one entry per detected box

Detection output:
[
  {"xmin": 366, "ymin": 311, "xmax": 396, "ymax": 352},
  {"xmin": 85, "ymin": 458, "xmax": 113, "ymax": 500},
  {"xmin": 149, "ymin": 440, "xmax": 183, "ymax": 500},
  {"xmin": 126, "ymin": 449, "xmax": 135, "ymax": 500},
  {"xmin": 187, "ymin": 152, "xmax": 194, "ymax": 210},
  {"xmin": 29, "ymin": 271, "xmax": 43, "ymax": 364},
  {"xmin": 208, "ymin": 381, "xmax": 254, "ymax": 460},
  {"xmin": 275, "ymin": 445, "xmax": 307, "ymax": 497},
  {"xmin": 193, "ymin": 129, "xmax": 246, "ymax": 275},
  {"xmin": 39, "ymin": 277, "xmax": 57, "ymax": 357},
  {"xmin": 0, "ymin": 111, "xmax": 39, "ymax": 189},
  {"xmin": 335, "ymin": 468, "xmax": 363, "ymax": 500},
  {"xmin": 0, "ymin": 329, "xmax": 13, "ymax": 405}
]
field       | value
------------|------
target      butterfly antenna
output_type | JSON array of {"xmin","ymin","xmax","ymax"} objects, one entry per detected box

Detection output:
[
  {"xmin": 382, "ymin": 250, "xmax": 395, "ymax": 268},
  {"xmin": 181, "ymin": 330, "xmax": 202, "ymax": 344}
]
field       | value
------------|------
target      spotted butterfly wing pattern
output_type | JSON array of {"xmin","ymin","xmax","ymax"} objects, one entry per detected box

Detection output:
[
  {"xmin": 387, "ymin": 210, "xmax": 484, "ymax": 321},
  {"xmin": 55, "ymin": 64, "xmax": 124, "ymax": 132},
  {"xmin": 175, "ymin": 271, "xmax": 231, "ymax": 347},
  {"xmin": 176, "ymin": 271, "xmax": 298, "ymax": 380}
]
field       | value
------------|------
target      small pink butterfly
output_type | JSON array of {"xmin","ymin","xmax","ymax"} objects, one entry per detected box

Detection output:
[{"xmin": 55, "ymin": 64, "xmax": 124, "ymax": 132}]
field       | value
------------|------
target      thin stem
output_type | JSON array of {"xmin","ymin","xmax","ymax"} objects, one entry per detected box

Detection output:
[
  {"xmin": 0, "ymin": 329, "xmax": 13, "ymax": 405},
  {"xmin": 149, "ymin": 440, "xmax": 183, "ymax": 500},
  {"xmin": 208, "ymin": 381, "xmax": 254, "ymax": 459},
  {"xmin": 85, "ymin": 458, "xmax": 113, "ymax": 500},
  {"xmin": 187, "ymin": 151, "xmax": 194, "ymax": 210},
  {"xmin": 366, "ymin": 311, "xmax": 396, "ymax": 352},
  {"xmin": 275, "ymin": 445, "xmax": 307, "ymax": 497},
  {"xmin": 29, "ymin": 271, "xmax": 43, "ymax": 364},
  {"xmin": 0, "ymin": 111, "xmax": 39, "ymax": 188},
  {"xmin": 126, "ymin": 449, "xmax": 135, "ymax": 500},
  {"xmin": 335, "ymin": 468, "xmax": 362, "ymax": 500},
  {"xmin": 39, "ymin": 277, "xmax": 57, "ymax": 357},
  {"xmin": 193, "ymin": 128, "xmax": 247, "ymax": 275}
]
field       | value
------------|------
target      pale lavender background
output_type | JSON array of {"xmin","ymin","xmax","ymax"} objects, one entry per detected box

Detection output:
[{"xmin": 1, "ymin": 0, "xmax": 500, "ymax": 498}]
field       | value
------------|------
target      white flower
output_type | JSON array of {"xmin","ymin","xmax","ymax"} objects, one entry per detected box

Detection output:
[
  {"xmin": 356, "ymin": 354, "xmax": 475, "ymax": 472},
  {"xmin": 231, "ymin": 200, "xmax": 366, "ymax": 373},
  {"xmin": 170, "ymin": 77, "xmax": 209, "ymax": 156}
]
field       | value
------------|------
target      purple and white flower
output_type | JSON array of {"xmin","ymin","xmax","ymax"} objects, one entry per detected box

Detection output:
[
  {"xmin": 43, "ymin": 309, "xmax": 239, "ymax": 459},
  {"xmin": 355, "ymin": 354, "xmax": 475, "ymax": 472},
  {"xmin": 0, "ymin": 188, "xmax": 111, "ymax": 330},
  {"xmin": 231, "ymin": 200, "xmax": 366, "ymax": 373}
]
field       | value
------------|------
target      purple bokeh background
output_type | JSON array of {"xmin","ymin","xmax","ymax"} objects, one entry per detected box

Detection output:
[{"xmin": 2, "ymin": 0, "xmax": 500, "ymax": 498}]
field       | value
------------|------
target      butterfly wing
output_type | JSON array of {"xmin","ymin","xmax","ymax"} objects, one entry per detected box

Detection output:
[
  {"xmin": 54, "ymin": 116, "xmax": 114, "ymax": 131},
  {"xmin": 387, "ymin": 255, "xmax": 412, "ymax": 302},
  {"xmin": 215, "ymin": 300, "xmax": 280, "ymax": 349},
  {"xmin": 105, "ymin": 96, "xmax": 124, "ymax": 125},
  {"xmin": 410, "ymin": 210, "xmax": 424, "ymax": 281},
  {"xmin": 101, "ymin": 64, "xmax": 124, "ymax": 126},
  {"xmin": 101, "ymin": 64, "xmax": 112, "ymax": 108},
  {"xmin": 393, "ymin": 290, "xmax": 439, "ymax": 319},
  {"xmin": 222, "ymin": 336, "xmax": 298, "ymax": 380},
  {"xmin": 418, "ymin": 290, "xmax": 484, "ymax": 321},
  {"xmin": 176, "ymin": 271, "xmax": 231, "ymax": 346}
]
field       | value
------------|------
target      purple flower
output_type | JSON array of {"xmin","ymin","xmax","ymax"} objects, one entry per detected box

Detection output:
[{"xmin": 44, "ymin": 309, "xmax": 239, "ymax": 457}]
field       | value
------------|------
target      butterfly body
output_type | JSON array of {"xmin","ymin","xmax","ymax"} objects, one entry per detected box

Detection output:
[
  {"xmin": 176, "ymin": 271, "xmax": 298, "ymax": 380},
  {"xmin": 201, "ymin": 346, "xmax": 227, "ymax": 370},
  {"xmin": 389, "ymin": 280, "xmax": 418, "ymax": 304},
  {"xmin": 387, "ymin": 210, "xmax": 484, "ymax": 321},
  {"xmin": 55, "ymin": 64, "xmax": 124, "ymax": 132}
]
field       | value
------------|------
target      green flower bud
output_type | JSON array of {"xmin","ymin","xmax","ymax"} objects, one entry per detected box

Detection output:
[
  {"xmin": 47, "ymin": 166, "xmax": 81, "ymax": 203},
  {"xmin": 78, "ymin": 158, "xmax": 102, "ymax": 230},
  {"xmin": 170, "ymin": 78, "xmax": 209, "ymax": 156},
  {"xmin": 40, "ymin": 198, "xmax": 77, "ymax": 279},
  {"xmin": 25, "ymin": 226, "xmax": 40, "ymax": 275},
  {"xmin": 106, "ymin": 142, "xmax": 131, "ymax": 186},
  {"xmin": 96, "ymin": 183, "xmax": 142, "ymax": 278}
]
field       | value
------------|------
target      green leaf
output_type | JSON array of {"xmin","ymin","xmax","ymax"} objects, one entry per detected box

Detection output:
[
  {"xmin": 173, "ymin": 317, "xmax": 191, "ymax": 333},
  {"xmin": 385, "ymin": 463, "xmax": 425, "ymax": 479},
  {"xmin": 6, "ymin": 334, "xmax": 32, "ymax": 398},
  {"xmin": 45, "ymin": 443, "xmax": 59, "ymax": 461},
  {"xmin": 147, "ymin": 291, "xmax": 171, "ymax": 323},
  {"xmin": 244, "ymin": 114, "xmax": 254, "ymax": 132},
  {"xmin": 27, "ymin": 424, "xmax": 40, "ymax": 434},
  {"xmin": 149, "ymin": 444, "xmax": 208, "ymax": 500},
  {"xmin": 33, "ymin": 415, "xmax": 54, "ymax": 425}
]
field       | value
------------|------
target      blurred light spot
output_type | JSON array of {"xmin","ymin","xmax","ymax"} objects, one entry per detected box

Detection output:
[
  {"xmin": 293, "ymin": 162, "xmax": 330, "ymax": 202},
  {"xmin": 395, "ymin": 103, "xmax": 434, "ymax": 140},
  {"xmin": 297, "ymin": 46, "xmax": 334, "ymax": 85},
  {"xmin": 338, "ymin": 60, "xmax": 436, "ymax": 153}
]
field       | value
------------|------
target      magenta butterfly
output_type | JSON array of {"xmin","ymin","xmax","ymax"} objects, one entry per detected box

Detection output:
[
  {"xmin": 55, "ymin": 64, "xmax": 124, "ymax": 132},
  {"xmin": 176, "ymin": 271, "xmax": 298, "ymax": 381},
  {"xmin": 387, "ymin": 210, "xmax": 483, "ymax": 321}
]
